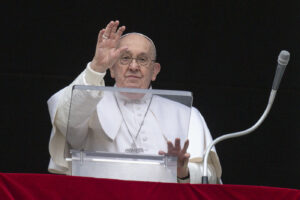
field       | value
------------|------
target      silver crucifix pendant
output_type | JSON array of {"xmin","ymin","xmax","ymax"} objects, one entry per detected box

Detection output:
[{"xmin": 125, "ymin": 143, "xmax": 144, "ymax": 153}]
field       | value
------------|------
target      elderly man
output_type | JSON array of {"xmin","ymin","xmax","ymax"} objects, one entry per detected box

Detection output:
[{"xmin": 48, "ymin": 20, "xmax": 222, "ymax": 183}]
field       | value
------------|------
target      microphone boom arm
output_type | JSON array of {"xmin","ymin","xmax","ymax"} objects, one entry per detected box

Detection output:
[
  {"xmin": 201, "ymin": 49, "xmax": 290, "ymax": 184},
  {"xmin": 202, "ymin": 90, "xmax": 276, "ymax": 184}
]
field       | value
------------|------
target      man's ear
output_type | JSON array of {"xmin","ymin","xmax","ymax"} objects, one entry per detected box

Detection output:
[{"xmin": 151, "ymin": 63, "xmax": 161, "ymax": 81}]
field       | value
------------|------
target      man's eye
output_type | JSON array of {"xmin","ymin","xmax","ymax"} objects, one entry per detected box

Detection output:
[
  {"xmin": 122, "ymin": 56, "xmax": 131, "ymax": 60},
  {"xmin": 138, "ymin": 57, "xmax": 147, "ymax": 62}
]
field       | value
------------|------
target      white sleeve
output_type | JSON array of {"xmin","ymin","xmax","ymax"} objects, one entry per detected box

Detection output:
[
  {"xmin": 47, "ymin": 62, "xmax": 106, "ymax": 174},
  {"xmin": 189, "ymin": 162, "xmax": 218, "ymax": 184},
  {"xmin": 186, "ymin": 107, "xmax": 222, "ymax": 184}
]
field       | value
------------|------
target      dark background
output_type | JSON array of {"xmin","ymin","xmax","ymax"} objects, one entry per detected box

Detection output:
[{"xmin": 1, "ymin": 1, "xmax": 299, "ymax": 189}]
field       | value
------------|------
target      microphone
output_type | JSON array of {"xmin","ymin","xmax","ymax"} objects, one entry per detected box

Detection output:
[
  {"xmin": 272, "ymin": 50, "xmax": 290, "ymax": 90},
  {"xmin": 201, "ymin": 50, "xmax": 290, "ymax": 184}
]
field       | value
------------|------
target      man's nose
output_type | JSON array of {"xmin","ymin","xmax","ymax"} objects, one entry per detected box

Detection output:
[{"xmin": 128, "ymin": 59, "xmax": 140, "ymax": 70}]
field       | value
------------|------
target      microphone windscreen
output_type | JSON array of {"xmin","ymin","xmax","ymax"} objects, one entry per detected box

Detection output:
[{"xmin": 278, "ymin": 50, "xmax": 290, "ymax": 65}]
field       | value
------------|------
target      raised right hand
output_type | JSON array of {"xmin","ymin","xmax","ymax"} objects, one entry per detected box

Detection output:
[{"xmin": 90, "ymin": 20, "xmax": 127, "ymax": 73}]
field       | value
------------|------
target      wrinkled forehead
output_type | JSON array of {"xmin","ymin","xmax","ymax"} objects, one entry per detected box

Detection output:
[{"xmin": 119, "ymin": 33, "xmax": 154, "ymax": 56}]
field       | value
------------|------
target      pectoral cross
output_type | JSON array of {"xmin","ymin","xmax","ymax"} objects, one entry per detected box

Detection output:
[{"xmin": 125, "ymin": 143, "xmax": 144, "ymax": 153}]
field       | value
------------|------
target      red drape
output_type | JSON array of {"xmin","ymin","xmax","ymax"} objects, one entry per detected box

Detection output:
[{"xmin": 0, "ymin": 173, "xmax": 299, "ymax": 200}]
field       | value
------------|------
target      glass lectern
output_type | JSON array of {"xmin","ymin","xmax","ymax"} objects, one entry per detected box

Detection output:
[{"xmin": 65, "ymin": 85, "xmax": 193, "ymax": 183}]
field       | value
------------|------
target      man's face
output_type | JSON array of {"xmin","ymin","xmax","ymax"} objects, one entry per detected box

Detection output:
[{"xmin": 110, "ymin": 34, "xmax": 160, "ymax": 89}]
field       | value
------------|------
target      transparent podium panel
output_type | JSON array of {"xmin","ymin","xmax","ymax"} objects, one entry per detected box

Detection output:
[
  {"xmin": 65, "ymin": 85, "xmax": 193, "ymax": 183},
  {"xmin": 71, "ymin": 150, "xmax": 177, "ymax": 182}
]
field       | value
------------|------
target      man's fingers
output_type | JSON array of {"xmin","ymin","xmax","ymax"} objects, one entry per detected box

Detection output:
[
  {"xmin": 174, "ymin": 138, "xmax": 181, "ymax": 150},
  {"xmin": 103, "ymin": 21, "xmax": 113, "ymax": 38},
  {"xmin": 114, "ymin": 46, "xmax": 128, "ymax": 60},
  {"xmin": 116, "ymin": 46, "xmax": 128, "ymax": 55},
  {"xmin": 116, "ymin": 26, "xmax": 126, "ymax": 39},
  {"xmin": 111, "ymin": 20, "xmax": 119, "ymax": 35},
  {"xmin": 101, "ymin": 21, "xmax": 125, "ymax": 42},
  {"xmin": 166, "ymin": 139, "xmax": 189, "ymax": 157},
  {"xmin": 182, "ymin": 139, "xmax": 189, "ymax": 153},
  {"xmin": 178, "ymin": 140, "xmax": 189, "ymax": 163},
  {"xmin": 158, "ymin": 150, "xmax": 166, "ymax": 155},
  {"xmin": 109, "ymin": 46, "xmax": 128, "ymax": 66},
  {"xmin": 184, "ymin": 153, "xmax": 190, "ymax": 160},
  {"xmin": 97, "ymin": 29, "xmax": 105, "ymax": 44},
  {"xmin": 167, "ymin": 141, "xmax": 174, "ymax": 153}
]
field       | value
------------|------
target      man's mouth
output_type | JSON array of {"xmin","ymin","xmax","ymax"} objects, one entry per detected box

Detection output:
[{"xmin": 126, "ymin": 75, "xmax": 141, "ymax": 79}]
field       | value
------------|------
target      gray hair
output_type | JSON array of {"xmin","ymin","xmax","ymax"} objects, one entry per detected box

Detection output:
[{"xmin": 120, "ymin": 32, "xmax": 157, "ymax": 61}]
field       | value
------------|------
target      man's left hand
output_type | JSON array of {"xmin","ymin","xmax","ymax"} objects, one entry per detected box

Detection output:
[{"xmin": 159, "ymin": 138, "xmax": 190, "ymax": 178}]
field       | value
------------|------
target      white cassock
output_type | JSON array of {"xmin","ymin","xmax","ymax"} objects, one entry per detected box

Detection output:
[{"xmin": 47, "ymin": 63, "xmax": 222, "ymax": 183}]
